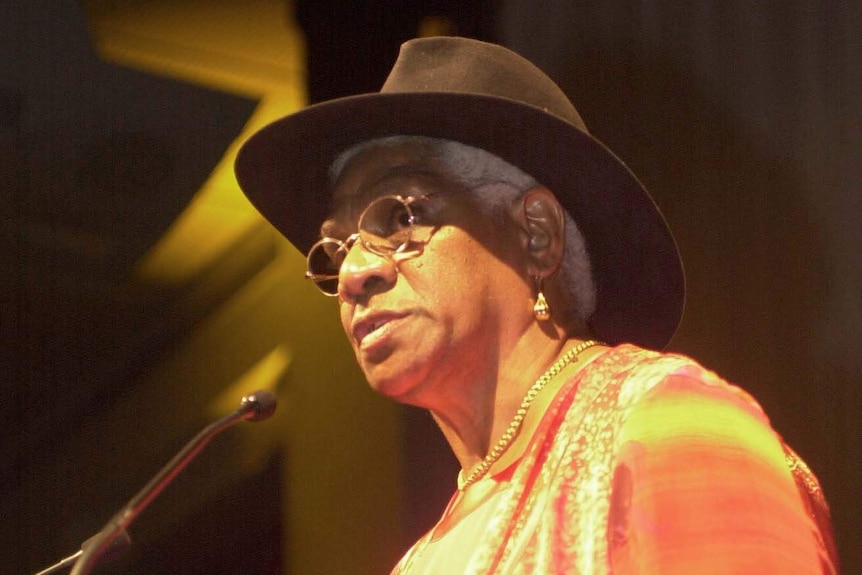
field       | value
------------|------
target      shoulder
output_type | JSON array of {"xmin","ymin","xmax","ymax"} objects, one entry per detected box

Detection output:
[
  {"xmin": 592, "ymin": 344, "xmax": 776, "ymax": 453},
  {"xmin": 592, "ymin": 344, "xmax": 769, "ymax": 426},
  {"xmin": 600, "ymin": 347, "xmax": 833, "ymax": 573},
  {"xmin": 550, "ymin": 344, "xmax": 772, "ymax": 452}
]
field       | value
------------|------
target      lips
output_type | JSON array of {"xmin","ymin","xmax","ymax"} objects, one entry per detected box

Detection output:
[{"xmin": 351, "ymin": 311, "xmax": 405, "ymax": 346}]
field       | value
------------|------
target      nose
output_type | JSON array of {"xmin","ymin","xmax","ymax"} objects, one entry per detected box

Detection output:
[{"xmin": 337, "ymin": 241, "xmax": 398, "ymax": 302}]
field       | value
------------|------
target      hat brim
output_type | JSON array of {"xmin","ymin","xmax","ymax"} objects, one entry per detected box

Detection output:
[{"xmin": 235, "ymin": 91, "xmax": 684, "ymax": 349}]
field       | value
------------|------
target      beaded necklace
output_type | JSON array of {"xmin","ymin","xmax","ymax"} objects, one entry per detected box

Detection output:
[{"xmin": 458, "ymin": 340, "xmax": 601, "ymax": 490}]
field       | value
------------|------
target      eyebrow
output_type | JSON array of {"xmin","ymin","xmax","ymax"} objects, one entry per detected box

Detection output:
[
  {"xmin": 320, "ymin": 156, "xmax": 455, "ymax": 240},
  {"xmin": 333, "ymin": 155, "xmax": 441, "ymax": 198},
  {"xmin": 373, "ymin": 163, "xmax": 437, "ymax": 183}
]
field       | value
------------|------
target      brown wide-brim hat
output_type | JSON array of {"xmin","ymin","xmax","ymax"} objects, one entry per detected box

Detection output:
[{"xmin": 235, "ymin": 36, "xmax": 684, "ymax": 349}]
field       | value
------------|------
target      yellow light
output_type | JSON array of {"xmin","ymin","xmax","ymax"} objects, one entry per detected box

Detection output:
[
  {"xmin": 207, "ymin": 344, "xmax": 291, "ymax": 419},
  {"xmin": 85, "ymin": 0, "xmax": 307, "ymax": 286}
]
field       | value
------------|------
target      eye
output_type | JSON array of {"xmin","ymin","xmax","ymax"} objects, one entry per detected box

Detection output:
[
  {"xmin": 325, "ymin": 242, "xmax": 348, "ymax": 266},
  {"xmin": 308, "ymin": 240, "xmax": 347, "ymax": 277},
  {"xmin": 406, "ymin": 202, "xmax": 430, "ymax": 225},
  {"xmin": 389, "ymin": 202, "xmax": 414, "ymax": 230},
  {"xmin": 361, "ymin": 197, "xmax": 413, "ymax": 239}
]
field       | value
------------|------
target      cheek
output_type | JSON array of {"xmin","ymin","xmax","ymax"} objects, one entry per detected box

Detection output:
[
  {"xmin": 409, "ymin": 240, "xmax": 475, "ymax": 293},
  {"xmin": 408, "ymin": 236, "xmax": 517, "ymax": 315},
  {"xmin": 338, "ymin": 302, "xmax": 353, "ymax": 340}
]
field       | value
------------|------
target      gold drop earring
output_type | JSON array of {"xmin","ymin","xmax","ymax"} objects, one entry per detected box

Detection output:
[{"xmin": 533, "ymin": 276, "xmax": 551, "ymax": 321}]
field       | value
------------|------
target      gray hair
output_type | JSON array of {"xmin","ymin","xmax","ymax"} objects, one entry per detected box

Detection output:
[{"xmin": 330, "ymin": 136, "xmax": 597, "ymax": 324}]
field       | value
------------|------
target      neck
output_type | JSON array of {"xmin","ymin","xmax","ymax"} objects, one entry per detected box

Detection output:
[{"xmin": 428, "ymin": 332, "xmax": 599, "ymax": 481}]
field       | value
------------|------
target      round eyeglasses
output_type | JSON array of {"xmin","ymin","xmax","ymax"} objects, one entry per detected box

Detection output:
[{"xmin": 305, "ymin": 194, "xmax": 438, "ymax": 295}]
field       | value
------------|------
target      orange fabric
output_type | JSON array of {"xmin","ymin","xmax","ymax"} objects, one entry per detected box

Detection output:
[
  {"xmin": 392, "ymin": 345, "xmax": 837, "ymax": 574},
  {"xmin": 608, "ymin": 375, "xmax": 836, "ymax": 574}
]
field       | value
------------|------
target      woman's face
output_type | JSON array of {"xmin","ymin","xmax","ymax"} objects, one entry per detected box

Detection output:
[{"xmin": 321, "ymin": 142, "xmax": 534, "ymax": 408}]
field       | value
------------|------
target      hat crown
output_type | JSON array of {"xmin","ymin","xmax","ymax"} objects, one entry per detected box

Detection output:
[
  {"xmin": 234, "ymin": 36, "xmax": 684, "ymax": 349},
  {"xmin": 381, "ymin": 37, "xmax": 588, "ymax": 133}
]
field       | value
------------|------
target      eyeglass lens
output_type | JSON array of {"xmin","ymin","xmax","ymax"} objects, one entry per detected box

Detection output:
[
  {"xmin": 306, "ymin": 195, "xmax": 418, "ymax": 294},
  {"xmin": 358, "ymin": 196, "xmax": 415, "ymax": 252}
]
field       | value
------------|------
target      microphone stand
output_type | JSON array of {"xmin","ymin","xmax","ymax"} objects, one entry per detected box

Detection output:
[
  {"xmin": 68, "ymin": 391, "xmax": 276, "ymax": 575},
  {"xmin": 33, "ymin": 530, "xmax": 130, "ymax": 575}
]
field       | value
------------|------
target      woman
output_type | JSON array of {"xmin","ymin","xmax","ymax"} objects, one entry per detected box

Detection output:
[{"xmin": 236, "ymin": 36, "xmax": 836, "ymax": 574}]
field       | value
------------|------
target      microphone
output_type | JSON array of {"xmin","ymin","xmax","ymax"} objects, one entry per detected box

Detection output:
[
  {"xmin": 68, "ymin": 390, "xmax": 277, "ymax": 575},
  {"xmin": 33, "ymin": 529, "xmax": 131, "ymax": 575}
]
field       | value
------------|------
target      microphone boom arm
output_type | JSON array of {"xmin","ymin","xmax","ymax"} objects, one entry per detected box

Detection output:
[{"xmin": 69, "ymin": 391, "xmax": 276, "ymax": 575}]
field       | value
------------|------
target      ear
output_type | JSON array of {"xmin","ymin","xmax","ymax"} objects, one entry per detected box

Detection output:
[{"xmin": 511, "ymin": 186, "xmax": 566, "ymax": 277}]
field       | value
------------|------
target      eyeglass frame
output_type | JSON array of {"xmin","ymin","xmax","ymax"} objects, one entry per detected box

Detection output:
[{"xmin": 304, "ymin": 193, "xmax": 444, "ymax": 296}]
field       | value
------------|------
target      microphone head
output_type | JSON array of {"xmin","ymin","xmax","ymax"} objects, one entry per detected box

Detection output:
[{"xmin": 240, "ymin": 390, "xmax": 278, "ymax": 422}]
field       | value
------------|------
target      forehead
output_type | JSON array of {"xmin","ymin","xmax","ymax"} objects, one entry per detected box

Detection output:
[
  {"xmin": 333, "ymin": 141, "xmax": 444, "ymax": 201},
  {"xmin": 320, "ymin": 141, "xmax": 458, "ymax": 235}
]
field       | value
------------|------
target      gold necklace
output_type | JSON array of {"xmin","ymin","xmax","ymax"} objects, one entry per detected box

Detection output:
[{"xmin": 458, "ymin": 339, "xmax": 601, "ymax": 490}]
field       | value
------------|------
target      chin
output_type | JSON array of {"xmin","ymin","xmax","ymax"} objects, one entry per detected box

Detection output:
[
  {"xmin": 362, "ymin": 363, "xmax": 426, "ymax": 405},
  {"xmin": 365, "ymin": 367, "xmax": 406, "ymax": 394},
  {"xmin": 357, "ymin": 341, "xmax": 442, "ymax": 402}
]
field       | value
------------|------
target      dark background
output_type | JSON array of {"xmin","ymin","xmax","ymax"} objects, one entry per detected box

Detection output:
[{"xmin": 3, "ymin": 0, "xmax": 859, "ymax": 573}]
